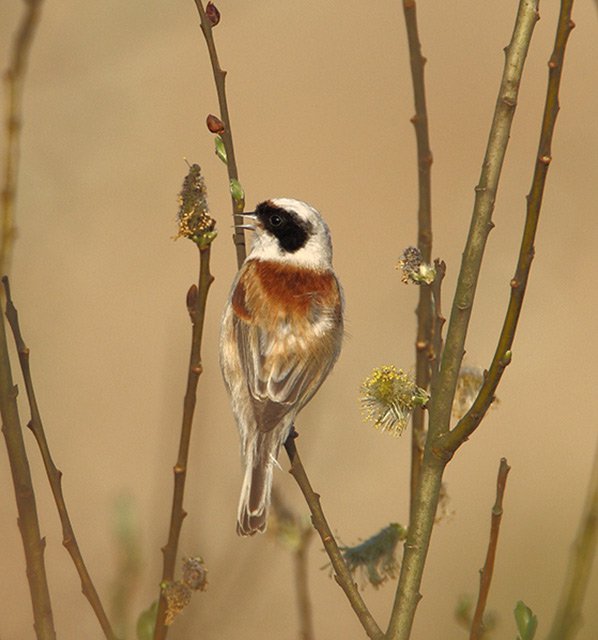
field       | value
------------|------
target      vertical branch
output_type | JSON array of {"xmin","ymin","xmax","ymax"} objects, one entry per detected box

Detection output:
[
  {"xmin": 153, "ymin": 246, "xmax": 214, "ymax": 640},
  {"xmin": 2, "ymin": 277, "xmax": 117, "ymax": 640},
  {"xmin": 386, "ymin": 3, "xmax": 540, "ymax": 639},
  {"xmin": 1, "ymin": 0, "xmax": 44, "ymax": 276},
  {"xmin": 401, "ymin": 0, "xmax": 434, "ymax": 524},
  {"xmin": 0, "ymin": 297, "xmax": 55, "ymax": 639},
  {"xmin": 470, "ymin": 458, "xmax": 511, "ymax": 640},
  {"xmin": 294, "ymin": 529, "xmax": 315, "ymax": 640},
  {"xmin": 192, "ymin": 0, "xmax": 246, "ymax": 269},
  {"xmin": 547, "ymin": 441, "xmax": 598, "ymax": 640}
]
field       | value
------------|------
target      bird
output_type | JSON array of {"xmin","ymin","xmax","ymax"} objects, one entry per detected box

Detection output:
[{"xmin": 219, "ymin": 198, "xmax": 344, "ymax": 536}]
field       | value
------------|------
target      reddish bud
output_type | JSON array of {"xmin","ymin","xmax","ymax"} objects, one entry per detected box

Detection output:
[
  {"xmin": 206, "ymin": 2, "xmax": 221, "ymax": 26},
  {"xmin": 187, "ymin": 284, "xmax": 198, "ymax": 311},
  {"xmin": 206, "ymin": 114, "xmax": 225, "ymax": 134}
]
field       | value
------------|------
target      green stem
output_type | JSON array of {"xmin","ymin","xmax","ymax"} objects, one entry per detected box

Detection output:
[
  {"xmin": 546, "ymin": 441, "xmax": 598, "ymax": 640},
  {"xmin": 429, "ymin": 0, "xmax": 540, "ymax": 444},
  {"xmin": 444, "ymin": 0, "xmax": 575, "ymax": 453}
]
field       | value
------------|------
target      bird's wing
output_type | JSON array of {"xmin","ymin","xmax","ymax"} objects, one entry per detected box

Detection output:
[{"xmin": 231, "ymin": 262, "xmax": 342, "ymax": 433}]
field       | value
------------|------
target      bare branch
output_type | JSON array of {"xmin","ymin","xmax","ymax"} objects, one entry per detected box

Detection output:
[
  {"xmin": 444, "ymin": 0, "xmax": 576, "ymax": 453},
  {"xmin": 284, "ymin": 436, "xmax": 384, "ymax": 640},
  {"xmin": 387, "ymin": 2, "xmax": 540, "ymax": 638},
  {"xmin": 192, "ymin": 0, "xmax": 246, "ymax": 268},
  {"xmin": 401, "ymin": 0, "xmax": 434, "ymax": 525},
  {"xmin": 1, "ymin": 0, "xmax": 44, "ymax": 276},
  {"xmin": 153, "ymin": 246, "xmax": 215, "ymax": 639},
  {"xmin": 2, "ymin": 277, "xmax": 117, "ymax": 640},
  {"xmin": 470, "ymin": 458, "xmax": 511, "ymax": 640},
  {"xmin": 0, "ymin": 297, "xmax": 55, "ymax": 640}
]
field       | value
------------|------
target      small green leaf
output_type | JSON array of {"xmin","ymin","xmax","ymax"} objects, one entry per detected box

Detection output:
[
  {"xmin": 214, "ymin": 135, "xmax": 227, "ymax": 164},
  {"xmin": 136, "ymin": 600, "xmax": 158, "ymax": 640},
  {"xmin": 229, "ymin": 178, "xmax": 245, "ymax": 204},
  {"xmin": 195, "ymin": 230, "xmax": 218, "ymax": 249},
  {"xmin": 514, "ymin": 600, "xmax": 538, "ymax": 640}
]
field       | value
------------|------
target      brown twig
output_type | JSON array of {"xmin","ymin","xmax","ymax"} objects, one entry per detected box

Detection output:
[
  {"xmin": 283, "ymin": 437, "xmax": 384, "ymax": 640},
  {"xmin": 402, "ymin": 0, "xmax": 434, "ymax": 525},
  {"xmin": 546, "ymin": 440, "xmax": 598, "ymax": 640},
  {"xmin": 0, "ymin": 292, "xmax": 55, "ymax": 639},
  {"xmin": 192, "ymin": 0, "xmax": 246, "ymax": 269},
  {"xmin": 1, "ymin": 0, "xmax": 44, "ymax": 276},
  {"xmin": 386, "ymin": 3, "xmax": 540, "ymax": 639},
  {"xmin": 470, "ymin": 458, "xmax": 511, "ymax": 640},
  {"xmin": 153, "ymin": 246, "xmax": 214, "ymax": 640},
  {"xmin": 2, "ymin": 277, "xmax": 118, "ymax": 640},
  {"xmin": 444, "ymin": 0, "xmax": 576, "ymax": 454}
]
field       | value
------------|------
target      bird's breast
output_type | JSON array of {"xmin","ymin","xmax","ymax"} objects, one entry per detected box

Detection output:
[{"xmin": 232, "ymin": 259, "xmax": 342, "ymax": 334}]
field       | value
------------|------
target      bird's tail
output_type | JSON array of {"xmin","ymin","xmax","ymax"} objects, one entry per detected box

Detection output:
[{"xmin": 237, "ymin": 429, "xmax": 287, "ymax": 536}]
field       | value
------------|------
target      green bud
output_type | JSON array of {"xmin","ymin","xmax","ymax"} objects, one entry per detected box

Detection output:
[
  {"xmin": 136, "ymin": 601, "xmax": 158, "ymax": 640},
  {"xmin": 514, "ymin": 600, "xmax": 538, "ymax": 640},
  {"xmin": 194, "ymin": 230, "xmax": 218, "ymax": 249},
  {"xmin": 214, "ymin": 135, "xmax": 227, "ymax": 164},
  {"xmin": 229, "ymin": 178, "xmax": 245, "ymax": 204}
]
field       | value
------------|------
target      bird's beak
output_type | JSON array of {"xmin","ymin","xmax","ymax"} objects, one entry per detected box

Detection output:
[{"xmin": 234, "ymin": 211, "xmax": 259, "ymax": 231}]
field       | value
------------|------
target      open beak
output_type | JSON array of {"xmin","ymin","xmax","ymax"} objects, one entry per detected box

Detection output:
[{"xmin": 234, "ymin": 211, "xmax": 259, "ymax": 231}]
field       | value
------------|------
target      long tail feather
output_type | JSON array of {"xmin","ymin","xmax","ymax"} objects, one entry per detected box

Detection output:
[{"xmin": 236, "ymin": 427, "xmax": 290, "ymax": 536}]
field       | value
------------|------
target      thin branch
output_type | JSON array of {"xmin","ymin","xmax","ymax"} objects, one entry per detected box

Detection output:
[
  {"xmin": 192, "ymin": 0, "xmax": 246, "ymax": 269},
  {"xmin": 1, "ymin": 0, "xmax": 44, "ymax": 276},
  {"xmin": 402, "ymin": 0, "xmax": 434, "ymax": 526},
  {"xmin": 270, "ymin": 489, "xmax": 315, "ymax": 640},
  {"xmin": 444, "ymin": 0, "xmax": 576, "ymax": 453},
  {"xmin": 283, "ymin": 436, "xmax": 384, "ymax": 640},
  {"xmin": 294, "ymin": 528, "xmax": 315, "ymax": 640},
  {"xmin": 0, "ymin": 295, "xmax": 55, "ymax": 639},
  {"xmin": 470, "ymin": 458, "xmax": 511, "ymax": 640},
  {"xmin": 386, "ymin": 3, "xmax": 540, "ymax": 639},
  {"xmin": 546, "ymin": 440, "xmax": 598, "ymax": 640},
  {"xmin": 153, "ymin": 246, "xmax": 214, "ymax": 640},
  {"xmin": 2, "ymin": 277, "xmax": 117, "ymax": 640}
]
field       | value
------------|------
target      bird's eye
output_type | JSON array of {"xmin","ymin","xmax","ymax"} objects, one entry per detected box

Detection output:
[{"xmin": 269, "ymin": 214, "xmax": 283, "ymax": 227}]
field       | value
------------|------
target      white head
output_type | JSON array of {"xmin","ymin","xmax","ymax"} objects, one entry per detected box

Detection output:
[{"xmin": 242, "ymin": 198, "xmax": 333, "ymax": 269}]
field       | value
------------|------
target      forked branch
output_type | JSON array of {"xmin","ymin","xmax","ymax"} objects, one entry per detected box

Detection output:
[
  {"xmin": 387, "ymin": 2, "xmax": 540, "ymax": 639},
  {"xmin": 0, "ymin": 294, "xmax": 55, "ymax": 639},
  {"xmin": 444, "ymin": 0, "xmax": 576, "ymax": 453},
  {"xmin": 2, "ymin": 277, "xmax": 117, "ymax": 640}
]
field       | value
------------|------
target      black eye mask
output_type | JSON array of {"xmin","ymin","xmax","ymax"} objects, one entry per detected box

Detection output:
[{"xmin": 255, "ymin": 202, "xmax": 312, "ymax": 253}]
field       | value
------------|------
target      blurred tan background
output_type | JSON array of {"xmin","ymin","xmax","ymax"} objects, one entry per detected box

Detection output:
[{"xmin": 1, "ymin": 1, "xmax": 598, "ymax": 638}]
